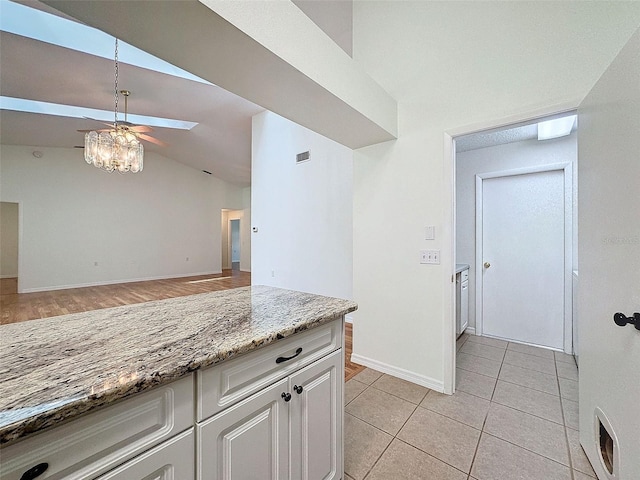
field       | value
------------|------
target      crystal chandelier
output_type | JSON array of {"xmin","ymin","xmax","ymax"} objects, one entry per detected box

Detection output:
[{"xmin": 84, "ymin": 39, "xmax": 143, "ymax": 173}]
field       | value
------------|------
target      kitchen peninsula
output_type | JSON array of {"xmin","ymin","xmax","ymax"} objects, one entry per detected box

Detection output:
[{"xmin": 0, "ymin": 285, "xmax": 357, "ymax": 480}]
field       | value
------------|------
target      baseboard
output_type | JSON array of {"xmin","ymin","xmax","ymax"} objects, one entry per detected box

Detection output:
[
  {"xmin": 0, "ymin": 275, "xmax": 18, "ymax": 279},
  {"xmin": 345, "ymin": 314, "xmax": 353, "ymax": 324},
  {"xmin": 350, "ymin": 353, "xmax": 444, "ymax": 393},
  {"xmin": 464, "ymin": 327, "xmax": 476, "ymax": 335},
  {"xmin": 20, "ymin": 271, "xmax": 222, "ymax": 293}
]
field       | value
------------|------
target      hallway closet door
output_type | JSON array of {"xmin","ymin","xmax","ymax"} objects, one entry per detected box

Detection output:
[{"xmin": 480, "ymin": 169, "xmax": 565, "ymax": 349}]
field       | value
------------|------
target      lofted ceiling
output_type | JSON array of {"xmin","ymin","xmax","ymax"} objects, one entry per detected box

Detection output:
[{"xmin": 0, "ymin": 1, "xmax": 264, "ymax": 187}]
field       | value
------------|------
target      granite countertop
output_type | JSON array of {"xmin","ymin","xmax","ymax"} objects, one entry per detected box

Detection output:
[
  {"xmin": 0, "ymin": 285, "xmax": 357, "ymax": 447},
  {"xmin": 456, "ymin": 263, "xmax": 470, "ymax": 273}
]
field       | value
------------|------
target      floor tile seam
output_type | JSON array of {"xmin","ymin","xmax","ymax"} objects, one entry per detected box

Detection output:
[
  {"xmin": 496, "ymin": 376, "xmax": 560, "ymax": 397},
  {"xmin": 501, "ymin": 359, "xmax": 557, "ymax": 376},
  {"xmin": 458, "ymin": 349, "xmax": 506, "ymax": 363},
  {"xmin": 455, "ymin": 385, "xmax": 495, "ymax": 402},
  {"xmin": 360, "ymin": 436, "xmax": 395, "ymax": 480},
  {"xmin": 345, "ymin": 400, "xmax": 419, "ymax": 438},
  {"xmin": 461, "ymin": 342, "xmax": 508, "ymax": 352},
  {"xmin": 456, "ymin": 365, "xmax": 499, "ymax": 379},
  {"xmin": 367, "ymin": 383, "xmax": 428, "ymax": 406},
  {"xmin": 392, "ymin": 436, "xmax": 477, "ymax": 476},
  {"xmin": 505, "ymin": 348, "xmax": 557, "ymax": 364},
  {"xmin": 479, "ymin": 431, "xmax": 574, "ymax": 471},
  {"xmin": 417, "ymin": 403, "xmax": 484, "ymax": 432},
  {"xmin": 486, "ymin": 401, "xmax": 569, "ymax": 431},
  {"xmin": 489, "ymin": 357, "xmax": 507, "ymax": 400},
  {"xmin": 506, "ymin": 347, "xmax": 557, "ymax": 360},
  {"xmin": 558, "ymin": 387, "xmax": 578, "ymax": 480},
  {"xmin": 467, "ymin": 403, "xmax": 491, "ymax": 477},
  {"xmin": 488, "ymin": 397, "xmax": 565, "ymax": 426}
]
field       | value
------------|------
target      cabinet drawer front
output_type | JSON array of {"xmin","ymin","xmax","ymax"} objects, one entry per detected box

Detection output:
[
  {"xmin": 198, "ymin": 320, "xmax": 342, "ymax": 421},
  {"xmin": 96, "ymin": 429, "xmax": 194, "ymax": 480},
  {"xmin": 0, "ymin": 375, "xmax": 193, "ymax": 480}
]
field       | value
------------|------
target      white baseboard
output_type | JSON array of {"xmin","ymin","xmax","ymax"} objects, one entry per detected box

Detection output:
[
  {"xmin": 0, "ymin": 275, "xmax": 18, "ymax": 279},
  {"xmin": 464, "ymin": 327, "xmax": 476, "ymax": 335},
  {"xmin": 350, "ymin": 353, "xmax": 444, "ymax": 393},
  {"xmin": 20, "ymin": 271, "xmax": 222, "ymax": 293}
]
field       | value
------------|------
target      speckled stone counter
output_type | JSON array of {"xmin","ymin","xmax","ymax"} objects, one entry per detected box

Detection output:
[{"xmin": 0, "ymin": 285, "xmax": 357, "ymax": 447}]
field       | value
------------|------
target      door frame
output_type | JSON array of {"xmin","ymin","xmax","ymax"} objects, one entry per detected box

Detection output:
[
  {"xmin": 442, "ymin": 99, "xmax": 580, "ymax": 394},
  {"xmin": 475, "ymin": 163, "xmax": 573, "ymax": 353}
]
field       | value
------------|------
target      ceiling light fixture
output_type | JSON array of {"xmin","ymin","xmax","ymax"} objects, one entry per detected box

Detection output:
[{"xmin": 83, "ymin": 39, "xmax": 143, "ymax": 173}]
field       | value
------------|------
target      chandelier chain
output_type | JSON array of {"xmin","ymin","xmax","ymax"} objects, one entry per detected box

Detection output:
[{"xmin": 114, "ymin": 38, "xmax": 119, "ymax": 128}]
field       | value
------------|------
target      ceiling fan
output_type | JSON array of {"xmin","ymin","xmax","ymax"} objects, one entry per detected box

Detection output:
[{"xmin": 77, "ymin": 90, "xmax": 167, "ymax": 147}]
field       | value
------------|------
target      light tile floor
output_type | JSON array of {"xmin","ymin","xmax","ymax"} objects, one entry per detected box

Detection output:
[{"xmin": 344, "ymin": 333, "xmax": 596, "ymax": 480}]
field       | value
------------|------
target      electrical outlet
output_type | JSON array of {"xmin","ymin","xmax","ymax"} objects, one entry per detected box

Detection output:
[{"xmin": 420, "ymin": 250, "xmax": 440, "ymax": 264}]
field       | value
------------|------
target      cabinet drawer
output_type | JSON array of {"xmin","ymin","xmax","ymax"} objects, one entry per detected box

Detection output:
[
  {"xmin": 197, "ymin": 319, "xmax": 342, "ymax": 421},
  {"xmin": 0, "ymin": 375, "xmax": 194, "ymax": 480},
  {"xmin": 97, "ymin": 429, "xmax": 194, "ymax": 480}
]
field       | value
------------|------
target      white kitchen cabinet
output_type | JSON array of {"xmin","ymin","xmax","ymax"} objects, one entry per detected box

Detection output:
[
  {"xmin": 96, "ymin": 429, "xmax": 194, "ymax": 480},
  {"xmin": 197, "ymin": 349, "xmax": 343, "ymax": 480},
  {"xmin": 290, "ymin": 349, "xmax": 342, "ymax": 480}
]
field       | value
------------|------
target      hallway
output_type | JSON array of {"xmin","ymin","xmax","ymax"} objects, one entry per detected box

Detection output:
[{"xmin": 343, "ymin": 333, "xmax": 593, "ymax": 480}]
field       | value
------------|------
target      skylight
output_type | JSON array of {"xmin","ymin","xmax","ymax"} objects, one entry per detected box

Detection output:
[
  {"xmin": 1, "ymin": 96, "xmax": 198, "ymax": 130},
  {"xmin": 0, "ymin": 1, "xmax": 211, "ymax": 85},
  {"xmin": 538, "ymin": 115, "xmax": 577, "ymax": 141}
]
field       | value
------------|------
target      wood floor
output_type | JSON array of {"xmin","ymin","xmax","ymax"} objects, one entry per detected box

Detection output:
[{"xmin": 1, "ymin": 272, "xmax": 365, "ymax": 379}]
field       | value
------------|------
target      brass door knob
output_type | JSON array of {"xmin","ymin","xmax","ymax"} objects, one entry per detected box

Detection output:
[{"xmin": 484, "ymin": 262, "xmax": 491, "ymax": 268}]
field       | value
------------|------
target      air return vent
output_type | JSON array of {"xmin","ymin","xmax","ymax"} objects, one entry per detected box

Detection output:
[{"xmin": 296, "ymin": 151, "xmax": 310, "ymax": 163}]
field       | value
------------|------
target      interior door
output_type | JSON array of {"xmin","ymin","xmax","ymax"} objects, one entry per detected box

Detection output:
[
  {"xmin": 577, "ymin": 28, "xmax": 640, "ymax": 479},
  {"xmin": 481, "ymin": 170, "xmax": 565, "ymax": 349}
]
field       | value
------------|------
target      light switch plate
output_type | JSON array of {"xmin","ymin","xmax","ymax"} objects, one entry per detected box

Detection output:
[{"xmin": 425, "ymin": 226, "xmax": 435, "ymax": 240}]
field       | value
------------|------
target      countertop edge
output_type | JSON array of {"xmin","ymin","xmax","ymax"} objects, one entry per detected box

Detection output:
[{"xmin": 0, "ymin": 291, "xmax": 356, "ymax": 448}]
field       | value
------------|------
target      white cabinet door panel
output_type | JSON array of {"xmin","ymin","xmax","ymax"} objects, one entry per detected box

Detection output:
[
  {"xmin": 289, "ymin": 350, "xmax": 342, "ymax": 480},
  {"xmin": 198, "ymin": 378, "xmax": 289, "ymax": 480}
]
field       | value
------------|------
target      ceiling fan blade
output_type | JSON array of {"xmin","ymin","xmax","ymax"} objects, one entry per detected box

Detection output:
[
  {"xmin": 77, "ymin": 128, "xmax": 112, "ymax": 133},
  {"xmin": 137, "ymin": 133, "xmax": 168, "ymax": 147},
  {"xmin": 128, "ymin": 125, "xmax": 154, "ymax": 133},
  {"xmin": 74, "ymin": 145, "xmax": 85, "ymax": 148}
]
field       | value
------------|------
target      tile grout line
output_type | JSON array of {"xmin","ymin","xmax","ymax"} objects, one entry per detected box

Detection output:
[{"xmin": 556, "ymin": 357, "xmax": 577, "ymax": 480}]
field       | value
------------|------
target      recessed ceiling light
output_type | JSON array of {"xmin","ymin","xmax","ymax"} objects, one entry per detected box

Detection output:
[
  {"xmin": 538, "ymin": 115, "xmax": 577, "ymax": 141},
  {"xmin": 1, "ymin": 96, "xmax": 198, "ymax": 131}
]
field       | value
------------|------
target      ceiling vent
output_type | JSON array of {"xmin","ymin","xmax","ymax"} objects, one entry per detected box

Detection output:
[{"xmin": 296, "ymin": 151, "xmax": 310, "ymax": 163}]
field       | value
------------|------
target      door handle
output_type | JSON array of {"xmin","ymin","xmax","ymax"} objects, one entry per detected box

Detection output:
[
  {"xmin": 483, "ymin": 262, "xmax": 491, "ymax": 268},
  {"xmin": 613, "ymin": 312, "xmax": 640, "ymax": 330}
]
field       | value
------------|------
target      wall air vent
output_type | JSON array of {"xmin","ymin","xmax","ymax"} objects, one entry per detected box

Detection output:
[
  {"xmin": 296, "ymin": 151, "xmax": 310, "ymax": 163},
  {"xmin": 202, "ymin": 170, "xmax": 212, "ymax": 175}
]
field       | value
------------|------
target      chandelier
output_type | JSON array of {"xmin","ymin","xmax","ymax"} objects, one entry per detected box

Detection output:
[{"xmin": 83, "ymin": 39, "xmax": 143, "ymax": 173}]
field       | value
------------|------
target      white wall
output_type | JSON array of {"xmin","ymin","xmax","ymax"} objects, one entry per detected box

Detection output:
[
  {"xmin": 456, "ymin": 133, "xmax": 577, "ymax": 331},
  {"xmin": 251, "ymin": 111, "xmax": 352, "ymax": 301},
  {"xmin": 0, "ymin": 202, "xmax": 19, "ymax": 278},
  {"xmin": 351, "ymin": 2, "xmax": 640, "ymax": 392},
  {"xmin": 0, "ymin": 145, "xmax": 245, "ymax": 292}
]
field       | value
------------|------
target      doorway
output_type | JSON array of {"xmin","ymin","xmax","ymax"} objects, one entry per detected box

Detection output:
[
  {"xmin": 447, "ymin": 111, "xmax": 578, "ymax": 393},
  {"xmin": 230, "ymin": 219, "xmax": 240, "ymax": 271},
  {"xmin": 0, "ymin": 202, "xmax": 19, "ymax": 295}
]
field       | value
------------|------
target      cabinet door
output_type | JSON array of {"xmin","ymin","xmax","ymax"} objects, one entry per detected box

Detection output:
[
  {"xmin": 289, "ymin": 349, "xmax": 343, "ymax": 480},
  {"xmin": 198, "ymin": 378, "xmax": 289, "ymax": 480},
  {"xmin": 97, "ymin": 429, "xmax": 194, "ymax": 480}
]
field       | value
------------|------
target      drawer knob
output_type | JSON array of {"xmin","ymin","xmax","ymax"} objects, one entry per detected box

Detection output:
[
  {"xmin": 276, "ymin": 347, "xmax": 303, "ymax": 364},
  {"xmin": 281, "ymin": 392, "xmax": 292, "ymax": 402},
  {"xmin": 20, "ymin": 463, "xmax": 49, "ymax": 480},
  {"xmin": 294, "ymin": 385, "xmax": 303, "ymax": 394}
]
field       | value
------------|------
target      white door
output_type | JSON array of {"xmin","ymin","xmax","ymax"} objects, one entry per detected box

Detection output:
[
  {"xmin": 577, "ymin": 28, "xmax": 640, "ymax": 479},
  {"xmin": 481, "ymin": 170, "xmax": 565, "ymax": 349}
]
